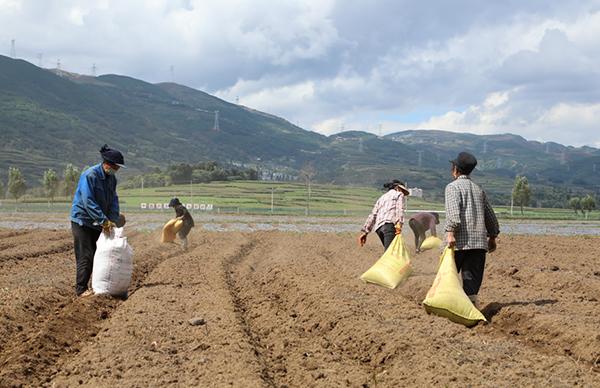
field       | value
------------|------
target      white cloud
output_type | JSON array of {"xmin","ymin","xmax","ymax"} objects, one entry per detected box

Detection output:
[{"xmin": 2, "ymin": 1, "xmax": 600, "ymax": 146}]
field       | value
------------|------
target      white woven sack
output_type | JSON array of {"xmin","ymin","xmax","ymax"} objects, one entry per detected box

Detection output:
[{"xmin": 92, "ymin": 227, "xmax": 134, "ymax": 296}]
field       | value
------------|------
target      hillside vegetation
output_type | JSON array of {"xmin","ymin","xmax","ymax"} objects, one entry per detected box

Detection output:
[{"xmin": 2, "ymin": 55, "xmax": 600, "ymax": 206}]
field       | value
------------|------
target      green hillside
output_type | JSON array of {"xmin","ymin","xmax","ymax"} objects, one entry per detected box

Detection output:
[{"xmin": 1, "ymin": 54, "xmax": 600, "ymax": 207}]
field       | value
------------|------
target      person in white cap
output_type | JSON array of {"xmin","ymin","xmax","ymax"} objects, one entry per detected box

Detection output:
[{"xmin": 358, "ymin": 179, "xmax": 410, "ymax": 250}]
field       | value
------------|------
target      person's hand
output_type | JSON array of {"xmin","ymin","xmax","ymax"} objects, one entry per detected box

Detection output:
[
  {"xmin": 102, "ymin": 220, "xmax": 115, "ymax": 235},
  {"xmin": 394, "ymin": 223, "xmax": 403, "ymax": 235},
  {"xmin": 488, "ymin": 237, "xmax": 497, "ymax": 253},
  {"xmin": 116, "ymin": 214, "xmax": 126, "ymax": 227},
  {"xmin": 358, "ymin": 233, "xmax": 367, "ymax": 247},
  {"xmin": 446, "ymin": 231, "xmax": 456, "ymax": 248}
]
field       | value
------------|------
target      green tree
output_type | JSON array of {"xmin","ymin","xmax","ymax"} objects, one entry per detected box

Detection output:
[
  {"xmin": 568, "ymin": 197, "xmax": 581, "ymax": 215},
  {"xmin": 63, "ymin": 164, "xmax": 80, "ymax": 198},
  {"xmin": 581, "ymin": 195, "xmax": 596, "ymax": 219},
  {"xmin": 7, "ymin": 167, "xmax": 27, "ymax": 201},
  {"xmin": 42, "ymin": 168, "xmax": 59, "ymax": 203},
  {"xmin": 512, "ymin": 175, "xmax": 531, "ymax": 215}
]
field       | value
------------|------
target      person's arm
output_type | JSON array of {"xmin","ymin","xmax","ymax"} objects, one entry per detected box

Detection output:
[
  {"xmin": 359, "ymin": 199, "xmax": 379, "ymax": 246},
  {"xmin": 106, "ymin": 181, "xmax": 120, "ymax": 223},
  {"xmin": 444, "ymin": 185, "xmax": 461, "ymax": 247},
  {"xmin": 361, "ymin": 199, "xmax": 379, "ymax": 234},
  {"xmin": 429, "ymin": 215, "xmax": 437, "ymax": 237},
  {"xmin": 483, "ymin": 191, "xmax": 500, "ymax": 252},
  {"xmin": 394, "ymin": 193, "xmax": 406, "ymax": 232},
  {"xmin": 81, "ymin": 174, "xmax": 108, "ymax": 226}
]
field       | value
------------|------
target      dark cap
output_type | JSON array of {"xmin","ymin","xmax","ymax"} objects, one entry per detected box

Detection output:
[
  {"xmin": 100, "ymin": 144, "xmax": 125, "ymax": 167},
  {"xmin": 450, "ymin": 152, "xmax": 477, "ymax": 175},
  {"xmin": 168, "ymin": 197, "xmax": 182, "ymax": 207}
]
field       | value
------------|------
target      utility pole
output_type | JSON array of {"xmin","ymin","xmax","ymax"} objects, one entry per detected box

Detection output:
[
  {"xmin": 271, "ymin": 187, "xmax": 274, "ymax": 214},
  {"xmin": 213, "ymin": 110, "xmax": 220, "ymax": 131},
  {"xmin": 141, "ymin": 176, "xmax": 144, "ymax": 194},
  {"xmin": 10, "ymin": 39, "xmax": 15, "ymax": 58}
]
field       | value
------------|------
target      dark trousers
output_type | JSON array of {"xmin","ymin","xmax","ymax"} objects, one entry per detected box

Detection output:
[
  {"xmin": 71, "ymin": 222, "xmax": 101, "ymax": 295},
  {"xmin": 409, "ymin": 219, "xmax": 426, "ymax": 252},
  {"xmin": 375, "ymin": 223, "xmax": 396, "ymax": 250},
  {"xmin": 454, "ymin": 249, "xmax": 487, "ymax": 296}
]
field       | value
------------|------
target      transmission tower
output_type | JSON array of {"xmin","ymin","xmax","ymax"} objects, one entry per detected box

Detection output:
[
  {"xmin": 417, "ymin": 150, "xmax": 424, "ymax": 167},
  {"xmin": 56, "ymin": 58, "xmax": 61, "ymax": 70},
  {"xmin": 213, "ymin": 110, "xmax": 220, "ymax": 131},
  {"xmin": 235, "ymin": 96, "xmax": 239, "ymax": 105},
  {"xmin": 10, "ymin": 39, "xmax": 16, "ymax": 58},
  {"xmin": 91, "ymin": 63, "xmax": 97, "ymax": 76}
]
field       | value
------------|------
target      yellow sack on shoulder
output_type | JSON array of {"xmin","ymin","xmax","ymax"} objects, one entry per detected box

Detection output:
[
  {"xmin": 419, "ymin": 236, "xmax": 442, "ymax": 251},
  {"xmin": 161, "ymin": 218, "xmax": 183, "ymax": 243},
  {"xmin": 422, "ymin": 247, "xmax": 486, "ymax": 327},
  {"xmin": 360, "ymin": 235, "xmax": 412, "ymax": 289}
]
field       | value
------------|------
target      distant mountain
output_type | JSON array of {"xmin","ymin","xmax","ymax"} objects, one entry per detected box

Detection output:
[{"xmin": 1, "ymin": 54, "xmax": 599, "ymax": 206}]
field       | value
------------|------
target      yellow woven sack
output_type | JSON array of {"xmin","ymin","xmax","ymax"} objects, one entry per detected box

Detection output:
[
  {"xmin": 360, "ymin": 235, "xmax": 412, "ymax": 289},
  {"xmin": 422, "ymin": 247, "xmax": 486, "ymax": 327},
  {"xmin": 420, "ymin": 236, "xmax": 442, "ymax": 251},
  {"xmin": 161, "ymin": 218, "xmax": 183, "ymax": 243}
]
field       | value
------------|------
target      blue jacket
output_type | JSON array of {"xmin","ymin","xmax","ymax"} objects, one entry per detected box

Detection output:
[{"xmin": 70, "ymin": 164, "xmax": 120, "ymax": 230}]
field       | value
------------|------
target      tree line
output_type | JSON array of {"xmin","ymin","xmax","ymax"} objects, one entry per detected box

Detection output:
[
  {"xmin": 0, "ymin": 161, "xmax": 259, "ymax": 201},
  {"xmin": 511, "ymin": 175, "xmax": 596, "ymax": 217},
  {"xmin": 120, "ymin": 161, "xmax": 259, "ymax": 189},
  {"xmin": 0, "ymin": 164, "xmax": 80, "ymax": 202}
]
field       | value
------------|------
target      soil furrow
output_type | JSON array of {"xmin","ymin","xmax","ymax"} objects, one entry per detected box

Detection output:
[{"xmin": 223, "ymin": 240, "xmax": 276, "ymax": 387}]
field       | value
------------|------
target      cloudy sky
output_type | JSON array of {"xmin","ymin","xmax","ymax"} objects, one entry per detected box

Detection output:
[{"xmin": 2, "ymin": 0, "xmax": 600, "ymax": 146}]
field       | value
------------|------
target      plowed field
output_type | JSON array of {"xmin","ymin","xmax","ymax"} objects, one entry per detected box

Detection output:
[{"xmin": 0, "ymin": 228, "xmax": 599, "ymax": 387}]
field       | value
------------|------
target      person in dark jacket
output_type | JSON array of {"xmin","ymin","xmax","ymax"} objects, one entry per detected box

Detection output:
[
  {"xmin": 168, "ymin": 197, "xmax": 194, "ymax": 250},
  {"xmin": 409, "ymin": 212, "xmax": 439, "ymax": 253},
  {"xmin": 70, "ymin": 144, "xmax": 126, "ymax": 297}
]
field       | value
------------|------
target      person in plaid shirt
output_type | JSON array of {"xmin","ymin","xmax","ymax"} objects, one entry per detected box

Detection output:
[
  {"xmin": 358, "ymin": 180, "xmax": 410, "ymax": 250},
  {"xmin": 445, "ymin": 152, "xmax": 500, "ymax": 307}
]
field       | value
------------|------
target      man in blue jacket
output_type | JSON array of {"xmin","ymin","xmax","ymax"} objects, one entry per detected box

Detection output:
[{"xmin": 70, "ymin": 144, "xmax": 126, "ymax": 296}]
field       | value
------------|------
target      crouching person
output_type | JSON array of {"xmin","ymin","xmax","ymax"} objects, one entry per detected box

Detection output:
[{"xmin": 168, "ymin": 198, "xmax": 194, "ymax": 250}]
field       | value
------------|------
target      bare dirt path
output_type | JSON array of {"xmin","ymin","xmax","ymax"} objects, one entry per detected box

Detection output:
[{"xmin": 0, "ymin": 229, "xmax": 598, "ymax": 387}]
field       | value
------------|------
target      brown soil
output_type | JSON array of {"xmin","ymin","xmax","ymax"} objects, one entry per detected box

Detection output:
[{"xmin": 0, "ymin": 229, "xmax": 598, "ymax": 387}]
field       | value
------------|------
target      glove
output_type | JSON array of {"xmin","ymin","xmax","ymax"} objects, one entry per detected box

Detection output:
[
  {"xmin": 394, "ymin": 223, "xmax": 402, "ymax": 235},
  {"xmin": 102, "ymin": 220, "xmax": 115, "ymax": 234}
]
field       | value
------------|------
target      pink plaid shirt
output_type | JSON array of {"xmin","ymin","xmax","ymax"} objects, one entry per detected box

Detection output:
[{"xmin": 361, "ymin": 190, "xmax": 407, "ymax": 233}]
